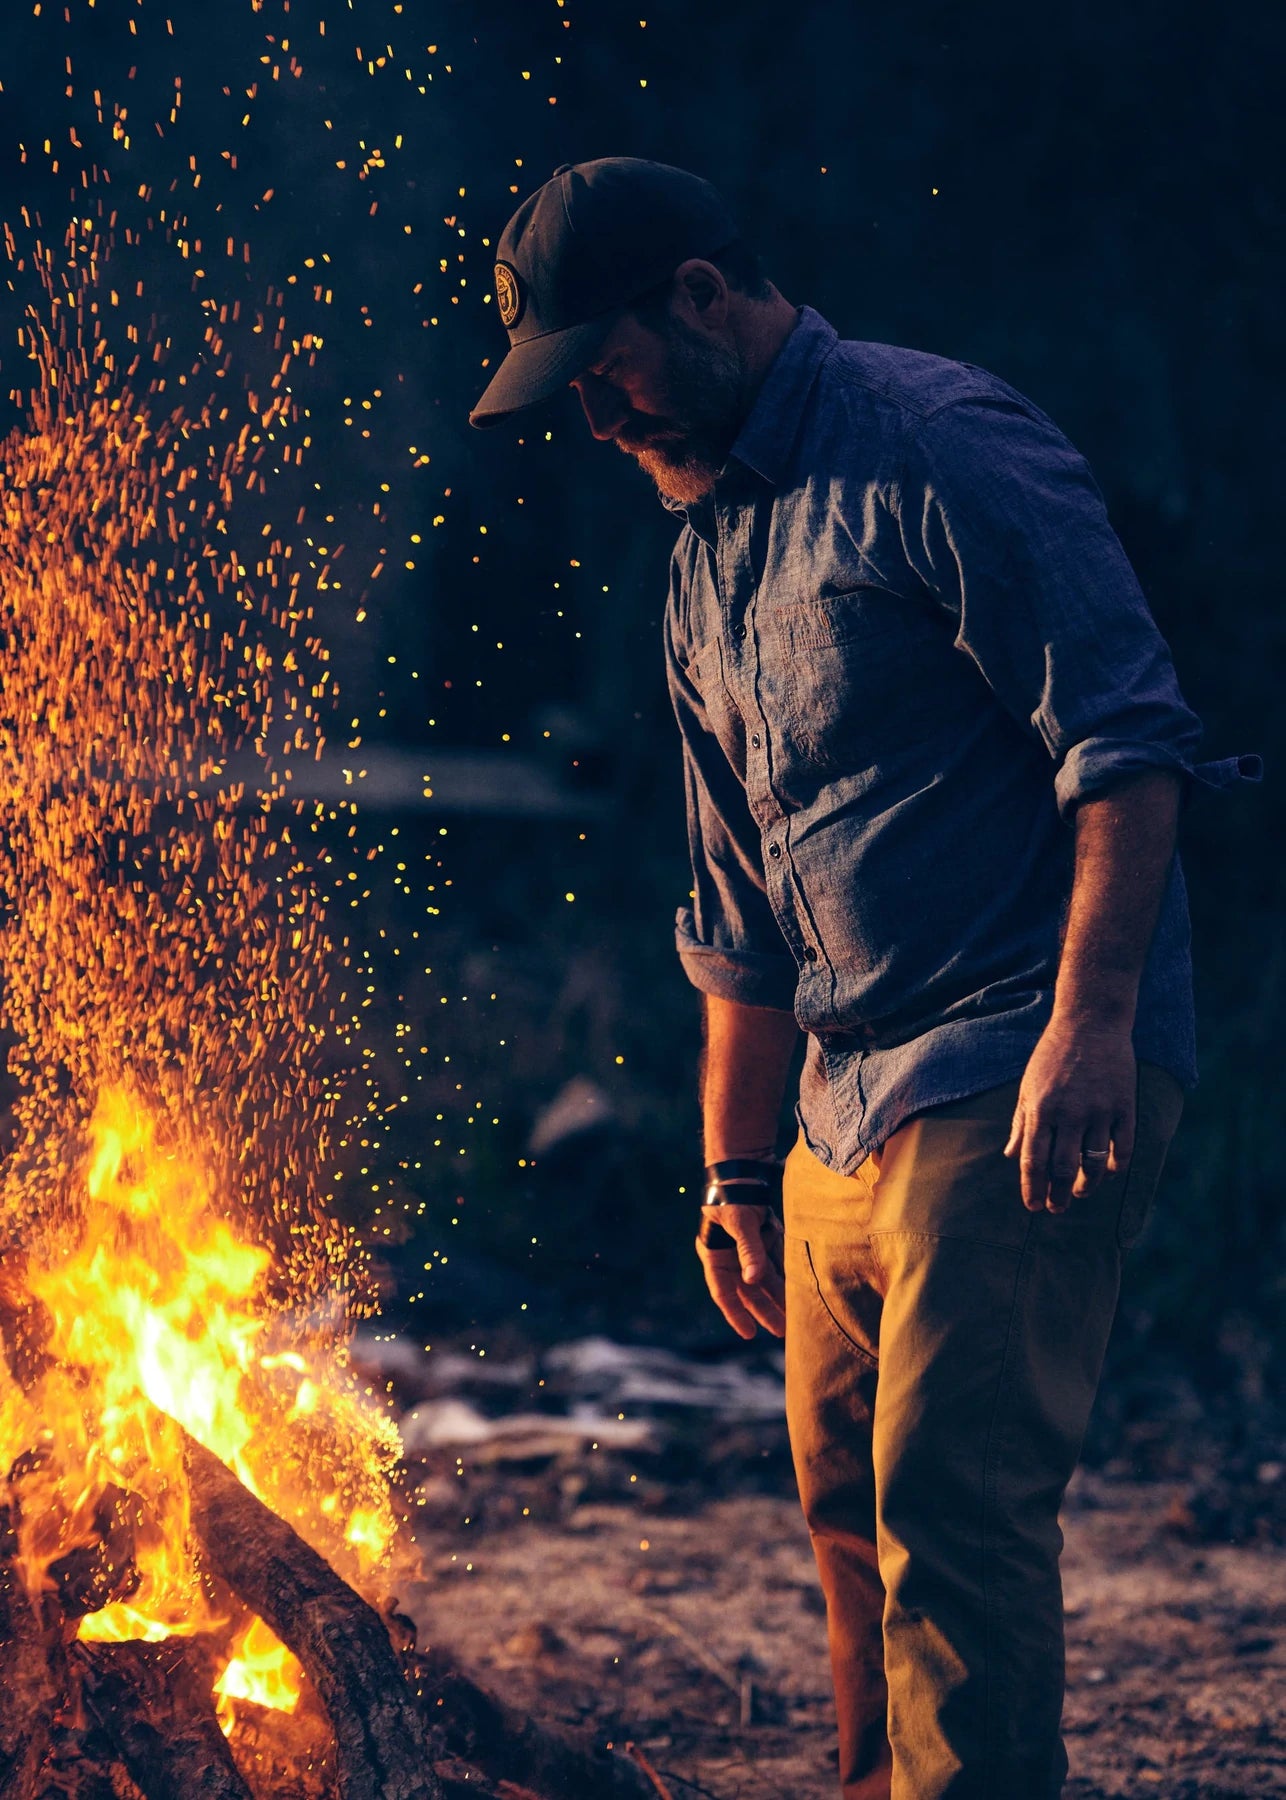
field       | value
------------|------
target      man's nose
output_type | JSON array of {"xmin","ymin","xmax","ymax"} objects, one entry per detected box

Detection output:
[{"xmin": 573, "ymin": 373, "xmax": 629, "ymax": 441}]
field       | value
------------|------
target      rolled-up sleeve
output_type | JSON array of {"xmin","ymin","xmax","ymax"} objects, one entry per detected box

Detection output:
[
  {"xmin": 901, "ymin": 396, "xmax": 1262, "ymax": 818},
  {"xmin": 664, "ymin": 555, "xmax": 798, "ymax": 1012}
]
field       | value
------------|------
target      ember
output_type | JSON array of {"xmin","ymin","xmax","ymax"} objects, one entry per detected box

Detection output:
[
  {"xmin": 0, "ymin": 185, "xmax": 653, "ymax": 1800},
  {"xmin": 0, "ymin": 7, "xmax": 666, "ymax": 1797},
  {"xmin": 0, "ymin": 209, "xmax": 414, "ymax": 1788}
]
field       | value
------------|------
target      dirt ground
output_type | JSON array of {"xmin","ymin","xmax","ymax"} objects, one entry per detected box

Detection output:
[{"xmin": 405, "ymin": 1467, "xmax": 1285, "ymax": 1800}]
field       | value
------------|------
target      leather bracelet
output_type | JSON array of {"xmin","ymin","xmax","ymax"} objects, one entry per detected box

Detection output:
[{"xmin": 702, "ymin": 1158, "xmax": 783, "ymax": 1210}]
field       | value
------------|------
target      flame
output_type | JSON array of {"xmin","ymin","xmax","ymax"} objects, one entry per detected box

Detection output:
[
  {"xmin": 47, "ymin": 1088, "xmax": 270, "ymax": 1482},
  {"xmin": 0, "ymin": 270, "xmax": 408, "ymax": 1727},
  {"xmin": 0, "ymin": 10, "xmax": 419, "ymax": 1756},
  {"xmin": 5, "ymin": 1081, "xmax": 402, "ymax": 1654},
  {"xmin": 19, "ymin": 1085, "xmax": 268, "ymax": 1640},
  {"xmin": 214, "ymin": 1615, "xmax": 304, "ymax": 1737}
]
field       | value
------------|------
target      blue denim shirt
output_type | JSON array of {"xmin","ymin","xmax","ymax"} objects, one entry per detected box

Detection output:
[{"xmin": 664, "ymin": 307, "xmax": 1259, "ymax": 1171}]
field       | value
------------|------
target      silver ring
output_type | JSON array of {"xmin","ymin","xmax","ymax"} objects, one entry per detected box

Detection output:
[{"xmin": 1081, "ymin": 1149, "xmax": 1110, "ymax": 1161}]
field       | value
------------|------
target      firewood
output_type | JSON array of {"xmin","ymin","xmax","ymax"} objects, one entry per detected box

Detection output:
[
  {"xmin": 47, "ymin": 1485, "xmax": 142, "ymax": 1619},
  {"xmin": 181, "ymin": 1430, "xmax": 657, "ymax": 1800},
  {"xmin": 409, "ymin": 1652, "xmax": 657, "ymax": 1800},
  {"xmin": 0, "ymin": 1500, "xmax": 63, "ymax": 1800},
  {"xmin": 433, "ymin": 1767, "xmax": 503, "ymax": 1800},
  {"xmin": 30, "ymin": 1718, "xmax": 133, "ymax": 1800},
  {"xmin": 75, "ymin": 1640, "xmax": 252, "ymax": 1800},
  {"xmin": 182, "ymin": 1430, "xmax": 445, "ymax": 1800}
]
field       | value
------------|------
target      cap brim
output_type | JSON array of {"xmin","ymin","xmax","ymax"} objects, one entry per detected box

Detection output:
[{"xmin": 469, "ymin": 316, "xmax": 614, "ymax": 428}]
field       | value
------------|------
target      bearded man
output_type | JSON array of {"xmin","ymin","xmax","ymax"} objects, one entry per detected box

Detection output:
[{"xmin": 470, "ymin": 159, "xmax": 1256, "ymax": 1799}]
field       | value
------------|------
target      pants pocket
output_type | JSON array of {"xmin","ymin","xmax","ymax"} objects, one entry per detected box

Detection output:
[{"xmin": 785, "ymin": 1231, "xmax": 883, "ymax": 1363}]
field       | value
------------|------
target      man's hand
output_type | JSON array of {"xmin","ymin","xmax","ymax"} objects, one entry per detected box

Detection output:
[
  {"xmin": 1005, "ymin": 768, "xmax": 1181, "ymax": 1214},
  {"xmin": 1004, "ymin": 1018, "xmax": 1137, "ymax": 1212},
  {"xmin": 695, "ymin": 1203, "xmax": 786, "ymax": 1339}
]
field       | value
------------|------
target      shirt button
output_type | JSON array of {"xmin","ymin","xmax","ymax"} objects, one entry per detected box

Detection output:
[
  {"xmin": 750, "ymin": 732, "xmax": 761, "ymax": 749},
  {"xmin": 803, "ymin": 945, "xmax": 818, "ymax": 962},
  {"xmin": 768, "ymin": 842, "xmax": 782, "ymax": 859},
  {"xmin": 735, "ymin": 622, "xmax": 748, "ymax": 639}
]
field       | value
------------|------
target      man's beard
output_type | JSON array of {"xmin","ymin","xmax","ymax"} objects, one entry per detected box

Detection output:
[{"xmin": 613, "ymin": 324, "xmax": 746, "ymax": 505}]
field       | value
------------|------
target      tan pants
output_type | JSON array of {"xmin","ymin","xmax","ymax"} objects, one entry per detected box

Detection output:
[{"xmin": 783, "ymin": 1064, "xmax": 1183, "ymax": 1800}]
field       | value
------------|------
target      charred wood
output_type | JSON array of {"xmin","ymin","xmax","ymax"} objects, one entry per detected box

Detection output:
[
  {"xmin": 183, "ymin": 1429, "xmax": 655, "ymax": 1800},
  {"xmin": 32, "ymin": 1721, "xmax": 140, "ymax": 1800},
  {"xmin": 432, "ymin": 1767, "xmax": 503, "ymax": 1800},
  {"xmin": 410, "ymin": 1653, "xmax": 656, "ymax": 1800},
  {"xmin": 48, "ymin": 1485, "xmax": 142, "ymax": 1620},
  {"xmin": 76, "ymin": 1639, "xmax": 253, "ymax": 1800},
  {"xmin": 183, "ymin": 1431, "xmax": 444, "ymax": 1800}
]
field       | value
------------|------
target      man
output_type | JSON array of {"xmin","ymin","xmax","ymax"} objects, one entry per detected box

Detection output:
[{"xmin": 470, "ymin": 159, "xmax": 1256, "ymax": 1798}]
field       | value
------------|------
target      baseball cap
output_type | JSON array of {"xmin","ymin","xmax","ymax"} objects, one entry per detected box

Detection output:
[{"xmin": 469, "ymin": 157, "xmax": 739, "ymax": 428}]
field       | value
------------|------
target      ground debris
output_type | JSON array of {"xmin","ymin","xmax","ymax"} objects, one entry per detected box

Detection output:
[{"xmin": 409, "ymin": 1475, "xmax": 1284, "ymax": 1800}]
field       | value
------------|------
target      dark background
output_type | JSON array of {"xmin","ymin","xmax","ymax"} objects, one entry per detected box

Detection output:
[{"xmin": 1, "ymin": 3, "xmax": 1281, "ymax": 1407}]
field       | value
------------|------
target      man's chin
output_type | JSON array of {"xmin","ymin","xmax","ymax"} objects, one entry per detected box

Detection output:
[{"xmin": 621, "ymin": 440, "xmax": 720, "ymax": 506}]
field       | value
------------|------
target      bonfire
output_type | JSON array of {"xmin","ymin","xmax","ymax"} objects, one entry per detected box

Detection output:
[{"xmin": 0, "ymin": 219, "xmax": 656, "ymax": 1800}]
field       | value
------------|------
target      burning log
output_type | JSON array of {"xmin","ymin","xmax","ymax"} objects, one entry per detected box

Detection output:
[
  {"xmin": 4, "ymin": 1270, "xmax": 656, "ymax": 1800},
  {"xmin": 48, "ymin": 1485, "xmax": 143, "ymax": 1620},
  {"xmin": 182, "ymin": 1432, "xmax": 657, "ymax": 1800},
  {"xmin": 183, "ymin": 1431, "xmax": 445, "ymax": 1800},
  {"xmin": 409, "ymin": 1651, "xmax": 660, "ymax": 1800},
  {"xmin": 30, "ymin": 1724, "xmax": 126, "ymax": 1800},
  {"xmin": 75, "ymin": 1640, "xmax": 254, "ymax": 1800}
]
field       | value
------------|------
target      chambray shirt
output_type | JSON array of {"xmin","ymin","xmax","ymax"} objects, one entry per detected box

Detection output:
[{"xmin": 664, "ymin": 307, "xmax": 1258, "ymax": 1171}]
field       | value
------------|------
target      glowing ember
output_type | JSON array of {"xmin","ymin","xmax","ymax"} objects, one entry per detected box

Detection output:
[{"xmin": 0, "ymin": 78, "xmax": 404, "ymax": 1762}]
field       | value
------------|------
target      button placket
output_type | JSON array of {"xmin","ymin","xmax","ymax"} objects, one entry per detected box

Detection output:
[
  {"xmin": 723, "ymin": 488, "xmax": 810, "ymax": 973},
  {"xmin": 719, "ymin": 501, "xmax": 773, "ymax": 805}
]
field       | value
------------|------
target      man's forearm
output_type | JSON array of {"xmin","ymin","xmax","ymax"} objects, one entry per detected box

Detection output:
[
  {"xmin": 1008, "ymin": 766, "xmax": 1185, "ymax": 1210},
  {"xmin": 1054, "ymin": 767, "xmax": 1184, "ymax": 1028},
  {"xmin": 700, "ymin": 993, "xmax": 800, "ymax": 1163}
]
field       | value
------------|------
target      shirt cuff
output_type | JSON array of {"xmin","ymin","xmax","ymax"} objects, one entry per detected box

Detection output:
[
  {"xmin": 675, "ymin": 906, "xmax": 799, "ymax": 1011},
  {"xmin": 1054, "ymin": 739, "xmax": 1263, "ymax": 820}
]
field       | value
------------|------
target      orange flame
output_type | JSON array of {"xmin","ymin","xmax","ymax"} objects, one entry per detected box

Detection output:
[
  {"xmin": 0, "ymin": 27, "xmax": 416, "ymax": 1750},
  {"xmin": 214, "ymin": 1615, "xmax": 304, "ymax": 1737},
  {"xmin": 4, "ymin": 1083, "xmax": 401, "ymax": 1653}
]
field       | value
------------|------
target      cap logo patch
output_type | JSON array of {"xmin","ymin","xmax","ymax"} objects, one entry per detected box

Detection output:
[{"xmin": 494, "ymin": 262, "xmax": 523, "ymax": 329}]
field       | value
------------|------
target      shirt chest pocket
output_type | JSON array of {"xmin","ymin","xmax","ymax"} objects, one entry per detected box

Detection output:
[{"xmin": 769, "ymin": 587, "xmax": 935, "ymax": 773}]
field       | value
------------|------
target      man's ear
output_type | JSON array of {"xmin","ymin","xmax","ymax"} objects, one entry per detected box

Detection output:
[{"xmin": 671, "ymin": 259, "xmax": 730, "ymax": 335}]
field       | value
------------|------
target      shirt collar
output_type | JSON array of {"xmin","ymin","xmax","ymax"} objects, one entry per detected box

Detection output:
[
  {"xmin": 659, "ymin": 305, "xmax": 837, "ymax": 521},
  {"xmin": 728, "ymin": 304, "xmax": 837, "ymax": 485}
]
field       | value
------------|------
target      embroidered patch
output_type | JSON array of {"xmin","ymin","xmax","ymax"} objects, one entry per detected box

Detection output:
[{"xmin": 494, "ymin": 262, "xmax": 523, "ymax": 329}]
